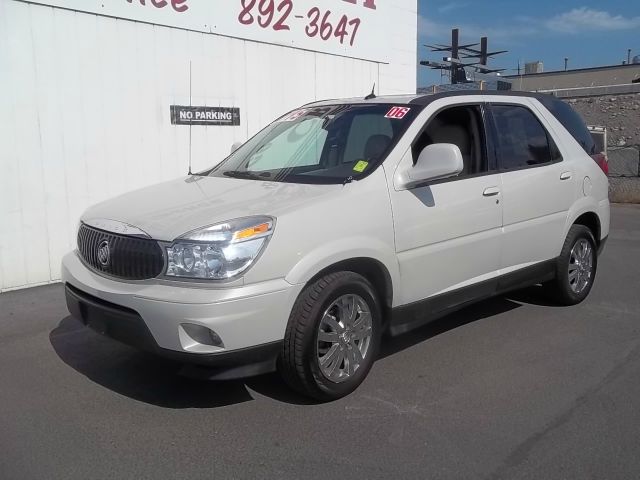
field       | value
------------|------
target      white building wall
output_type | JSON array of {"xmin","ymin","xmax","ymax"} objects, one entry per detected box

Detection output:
[{"xmin": 0, "ymin": 0, "xmax": 417, "ymax": 291}]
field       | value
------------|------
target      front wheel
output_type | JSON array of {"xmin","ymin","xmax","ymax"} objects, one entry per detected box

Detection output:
[
  {"xmin": 280, "ymin": 271, "xmax": 381, "ymax": 401},
  {"xmin": 545, "ymin": 225, "xmax": 598, "ymax": 306}
]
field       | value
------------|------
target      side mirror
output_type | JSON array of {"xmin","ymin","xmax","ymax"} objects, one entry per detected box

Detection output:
[
  {"xmin": 230, "ymin": 141, "xmax": 243, "ymax": 154},
  {"xmin": 399, "ymin": 143, "xmax": 464, "ymax": 189}
]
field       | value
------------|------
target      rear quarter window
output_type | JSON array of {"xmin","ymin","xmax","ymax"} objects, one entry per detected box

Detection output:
[{"xmin": 537, "ymin": 96, "xmax": 596, "ymax": 155}]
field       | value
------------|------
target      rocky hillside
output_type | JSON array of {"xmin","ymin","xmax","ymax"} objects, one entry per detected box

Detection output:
[{"xmin": 567, "ymin": 93, "xmax": 640, "ymax": 148}]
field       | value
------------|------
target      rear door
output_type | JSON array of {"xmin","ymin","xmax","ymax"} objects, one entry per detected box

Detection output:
[{"xmin": 487, "ymin": 99, "xmax": 577, "ymax": 272}]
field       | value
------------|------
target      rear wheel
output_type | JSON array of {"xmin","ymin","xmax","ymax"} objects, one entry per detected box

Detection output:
[
  {"xmin": 280, "ymin": 271, "xmax": 381, "ymax": 401},
  {"xmin": 546, "ymin": 225, "xmax": 598, "ymax": 305}
]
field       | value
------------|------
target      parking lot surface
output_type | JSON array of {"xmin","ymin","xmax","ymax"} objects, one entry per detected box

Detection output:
[{"xmin": 1, "ymin": 205, "xmax": 639, "ymax": 480}]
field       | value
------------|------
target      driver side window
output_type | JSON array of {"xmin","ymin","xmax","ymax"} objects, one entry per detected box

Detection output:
[{"xmin": 412, "ymin": 104, "xmax": 488, "ymax": 177}]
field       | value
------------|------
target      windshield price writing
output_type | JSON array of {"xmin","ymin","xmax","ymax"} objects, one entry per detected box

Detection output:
[{"xmin": 238, "ymin": 0, "xmax": 376, "ymax": 47}]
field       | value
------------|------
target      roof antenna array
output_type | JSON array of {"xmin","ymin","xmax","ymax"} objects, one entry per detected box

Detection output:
[
  {"xmin": 421, "ymin": 29, "xmax": 508, "ymax": 85},
  {"xmin": 364, "ymin": 83, "xmax": 376, "ymax": 100}
]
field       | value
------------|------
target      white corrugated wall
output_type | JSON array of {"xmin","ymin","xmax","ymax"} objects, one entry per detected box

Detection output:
[{"xmin": 0, "ymin": 0, "xmax": 417, "ymax": 291}]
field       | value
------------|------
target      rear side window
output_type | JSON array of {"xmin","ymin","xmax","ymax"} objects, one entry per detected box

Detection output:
[
  {"xmin": 491, "ymin": 105, "xmax": 561, "ymax": 170},
  {"xmin": 537, "ymin": 96, "xmax": 596, "ymax": 155}
]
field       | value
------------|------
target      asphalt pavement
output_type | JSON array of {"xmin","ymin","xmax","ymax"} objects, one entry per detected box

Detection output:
[{"xmin": 1, "ymin": 204, "xmax": 639, "ymax": 480}]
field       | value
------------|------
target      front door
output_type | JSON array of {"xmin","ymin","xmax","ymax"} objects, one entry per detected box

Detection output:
[{"xmin": 388, "ymin": 102, "xmax": 503, "ymax": 324}]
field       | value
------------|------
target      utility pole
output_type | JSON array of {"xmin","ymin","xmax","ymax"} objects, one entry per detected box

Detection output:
[{"xmin": 564, "ymin": 57, "xmax": 569, "ymax": 71}]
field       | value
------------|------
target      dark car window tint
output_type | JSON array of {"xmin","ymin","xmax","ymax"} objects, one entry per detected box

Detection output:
[
  {"xmin": 343, "ymin": 114, "xmax": 394, "ymax": 165},
  {"xmin": 537, "ymin": 96, "xmax": 596, "ymax": 155},
  {"xmin": 492, "ymin": 105, "xmax": 557, "ymax": 170}
]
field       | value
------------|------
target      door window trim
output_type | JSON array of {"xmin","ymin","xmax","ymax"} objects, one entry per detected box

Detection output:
[{"xmin": 407, "ymin": 102, "xmax": 498, "ymax": 188}]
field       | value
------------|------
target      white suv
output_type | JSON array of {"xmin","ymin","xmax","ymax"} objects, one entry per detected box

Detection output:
[{"xmin": 62, "ymin": 91, "xmax": 610, "ymax": 401}]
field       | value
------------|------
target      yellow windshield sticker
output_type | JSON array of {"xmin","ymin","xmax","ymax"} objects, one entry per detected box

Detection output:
[{"xmin": 353, "ymin": 160, "xmax": 369, "ymax": 173}]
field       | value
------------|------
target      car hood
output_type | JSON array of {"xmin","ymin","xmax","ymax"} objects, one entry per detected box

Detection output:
[{"xmin": 82, "ymin": 175, "xmax": 340, "ymax": 241}]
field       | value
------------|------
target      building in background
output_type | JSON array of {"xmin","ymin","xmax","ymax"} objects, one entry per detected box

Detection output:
[
  {"xmin": 506, "ymin": 63, "xmax": 640, "ymax": 91},
  {"xmin": 524, "ymin": 61, "xmax": 544, "ymax": 75},
  {"xmin": 0, "ymin": 0, "xmax": 418, "ymax": 291}
]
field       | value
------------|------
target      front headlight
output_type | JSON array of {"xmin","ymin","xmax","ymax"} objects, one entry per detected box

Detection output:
[{"xmin": 165, "ymin": 216, "xmax": 274, "ymax": 280}]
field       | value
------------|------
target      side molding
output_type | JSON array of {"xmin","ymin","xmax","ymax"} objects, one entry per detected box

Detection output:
[{"xmin": 390, "ymin": 259, "xmax": 556, "ymax": 336}]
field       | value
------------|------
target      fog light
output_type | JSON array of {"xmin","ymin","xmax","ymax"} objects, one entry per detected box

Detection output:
[{"xmin": 181, "ymin": 324, "xmax": 224, "ymax": 348}]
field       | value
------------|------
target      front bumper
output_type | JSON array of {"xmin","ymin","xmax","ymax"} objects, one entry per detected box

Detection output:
[
  {"xmin": 61, "ymin": 252, "xmax": 303, "ymax": 376},
  {"xmin": 65, "ymin": 283, "xmax": 282, "ymax": 378}
]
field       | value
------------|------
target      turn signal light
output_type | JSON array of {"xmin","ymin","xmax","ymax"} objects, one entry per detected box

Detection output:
[{"xmin": 233, "ymin": 223, "xmax": 271, "ymax": 241}]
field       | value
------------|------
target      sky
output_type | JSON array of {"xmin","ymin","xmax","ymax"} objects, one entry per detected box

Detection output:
[{"xmin": 417, "ymin": 0, "xmax": 640, "ymax": 87}]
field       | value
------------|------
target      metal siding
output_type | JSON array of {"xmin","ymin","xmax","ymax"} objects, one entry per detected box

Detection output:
[
  {"xmin": 31, "ymin": 5, "xmax": 72, "ymax": 280},
  {"xmin": 0, "ymin": 0, "xmax": 27, "ymax": 289},
  {"xmin": 0, "ymin": 0, "xmax": 417, "ymax": 290},
  {"xmin": 508, "ymin": 65, "xmax": 640, "ymax": 91},
  {"xmin": 3, "ymin": 1, "xmax": 51, "ymax": 288}
]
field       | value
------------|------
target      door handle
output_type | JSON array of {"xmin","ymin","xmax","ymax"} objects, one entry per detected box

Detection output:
[
  {"xmin": 560, "ymin": 171, "xmax": 572, "ymax": 180},
  {"xmin": 483, "ymin": 187, "xmax": 500, "ymax": 197}
]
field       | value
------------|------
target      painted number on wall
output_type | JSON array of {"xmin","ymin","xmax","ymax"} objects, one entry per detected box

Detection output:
[{"xmin": 238, "ymin": 0, "xmax": 376, "ymax": 47}]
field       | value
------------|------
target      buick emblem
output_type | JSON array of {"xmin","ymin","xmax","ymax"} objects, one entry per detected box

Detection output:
[{"xmin": 97, "ymin": 240, "xmax": 111, "ymax": 267}]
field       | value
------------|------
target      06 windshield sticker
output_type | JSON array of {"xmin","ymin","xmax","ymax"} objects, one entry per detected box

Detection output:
[
  {"xmin": 279, "ymin": 109, "xmax": 309, "ymax": 122},
  {"xmin": 384, "ymin": 106, "xmax": 410, "ymax": 119}
]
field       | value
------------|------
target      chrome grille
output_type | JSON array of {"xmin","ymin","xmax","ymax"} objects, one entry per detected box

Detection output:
[{"xmin": 77, "ymin": 224, "xmax": 164, "ymax": 280}]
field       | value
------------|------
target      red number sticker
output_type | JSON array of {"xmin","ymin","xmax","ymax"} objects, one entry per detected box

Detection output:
[{"xmin": 385, "ymin": 107, "xmax": 410, "ymax": 119}]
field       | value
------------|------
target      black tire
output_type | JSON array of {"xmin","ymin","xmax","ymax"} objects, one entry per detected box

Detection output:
[
  {"xmin": 545, "ymin": 225, "xmax": 598, "ymax": 306},
  {"xmin": 280, "ymin": 271, "xmax": 382, "ymax": 401}
]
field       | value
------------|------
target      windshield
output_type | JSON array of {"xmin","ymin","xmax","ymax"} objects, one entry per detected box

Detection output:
[{"xmin": 207, "ymin": 103, "xmax": 420, "ymax": 184}]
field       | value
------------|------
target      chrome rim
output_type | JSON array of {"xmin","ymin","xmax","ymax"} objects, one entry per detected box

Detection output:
[
  {"xmin": 569, "ymin": 239, "xmax": 594, "ymax": 294},
  {"xmin": 316, "ymin": 294, "xmax": 373, "ymax": 384}
]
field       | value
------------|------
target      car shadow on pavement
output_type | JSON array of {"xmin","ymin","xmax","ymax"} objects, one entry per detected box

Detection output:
[
  {"xmin": 49, "ymin": 316, "xmax": 316, "ymax": 408},
  {"xmin": 49, "ymin": 286, "xmax": 559, "ymax": 409},
  {"xmin": 380, "ymin": 285, "xmax": 560, "ymax": 359},
  {"xmin": 379, "ymin": 295, "xmax": 522, "ymax": 359},
  {"xmin": 506, "ymin": 284, "xmax": 564, "ymax": 307}
]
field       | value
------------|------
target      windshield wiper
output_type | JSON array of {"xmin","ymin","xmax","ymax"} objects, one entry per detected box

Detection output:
[
  {"xmin": 223, "ymin": 171, "xmax": 272, "ymax": 181},
  {"xmin": 342, "ymin": 175, "xmax": 354, "ymax": 185}
]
